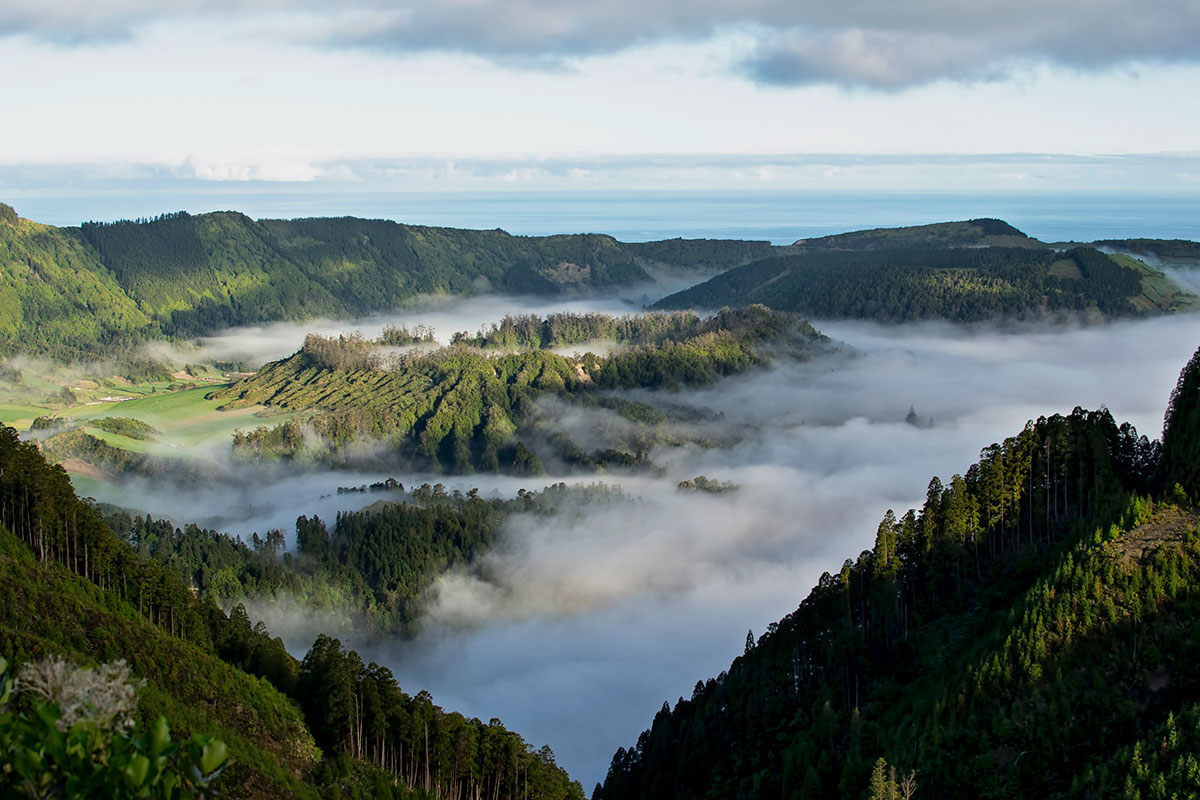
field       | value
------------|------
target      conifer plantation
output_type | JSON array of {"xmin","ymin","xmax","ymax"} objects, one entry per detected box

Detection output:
[
  {"xmin": 0, "ymin": 424, "xmax": 585, "ymax": 799},
  {"xmin": 595, "ymin": 346, "xmax": 1200, "ymax": 800}
]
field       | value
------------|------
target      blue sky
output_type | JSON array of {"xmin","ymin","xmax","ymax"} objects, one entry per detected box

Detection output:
[{"xmin": 1, "ymin": 1, "xmax": 1198, "ymax": 194}]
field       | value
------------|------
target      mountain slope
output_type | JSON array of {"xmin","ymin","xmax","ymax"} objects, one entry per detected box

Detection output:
[
  {"xmin": 595, "ymin": 348, "xmax": 1200, "ymax": 800},
  {"xmin": 654, "ymin": 243, "xmax": 1193, "ymax": 321},
  {"xmin": 0, "ymin": 424, "xmax": 585, "ymax": 799},
  {"xmin": 0, "ymin": 203, "xmax": 766, "ymax": 358},
  {"xmin": 209, "ymin": 307, "xmax": 824, "ymax": 474},
  {"xmin": 788, "ymin": 218, "xmax": 1041, "ymax": 250}
]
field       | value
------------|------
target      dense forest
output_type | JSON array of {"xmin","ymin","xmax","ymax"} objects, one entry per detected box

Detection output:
[
  {"xmin": 0, "ymin": 424, "xmax": 585, "ymax": 799},
  {"xmin": 1, "ymin": 204, "xmax": 1194, "ymax": 361},
  {"xmin": 215, "ymin": 307, "xmax": 824, "ymax": 474},
  {"xmin": 102, "ymin": 481, "xmax": 627, "ymax": 636},
  {"xmin": 787, "ymin": 218, "xmax": 1039, "ymax": 251},
  {"xmin": 595, "ymin": 346, "xmax": 1200, "ymax": 800},
  {"xmin": 0, "ymin": 204, "xmax": 766, "ymax": 360},
  {"xmin": 654, "ymin": 245, "xmax": 1189, "ymax": 321}
]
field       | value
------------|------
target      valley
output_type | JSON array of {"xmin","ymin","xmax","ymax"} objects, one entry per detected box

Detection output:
[{"xmin": 1, "ymin": 208, "xmax": 1199, "ymax": 795}]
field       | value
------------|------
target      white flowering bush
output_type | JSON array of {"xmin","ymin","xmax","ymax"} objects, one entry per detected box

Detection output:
[
  {"xmin": 16, "ymin": 656, "xmax": 144, "ymax": 735},
  {"xmin": 0, "ymin": 655, "xmax": 228, "ymax": 799}
]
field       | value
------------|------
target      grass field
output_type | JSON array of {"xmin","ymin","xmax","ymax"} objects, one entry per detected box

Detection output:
[
  {"xmin": 0, "ymin": 403, "xmax": 49, "ymax": 428},
  {"xmin": 59, "ymin": 385, "xmax": 299, "ymax": 450},
  {"xmin": 1114, "ymin": 254, "xmax": 1200, "ymax": 313}
]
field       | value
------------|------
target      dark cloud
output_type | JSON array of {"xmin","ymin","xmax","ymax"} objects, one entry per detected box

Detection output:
[{"xmin": 4, "ymin": 1, "xmax": 1199, "ymax": 88}]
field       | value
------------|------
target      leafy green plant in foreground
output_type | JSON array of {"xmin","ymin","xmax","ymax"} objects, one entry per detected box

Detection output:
[{"xmin": 0, "ymin": 655, "xmax": 228, "ymax": 799}]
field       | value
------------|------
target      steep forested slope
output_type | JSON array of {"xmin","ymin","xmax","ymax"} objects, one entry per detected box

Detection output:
[
  {"xmin": 3, "ymin": 204, "xmax": 1196, "ymax": 360},
  {"xmin": 0, "ymin": 424, "xmax": 585, "ymax": 799},
  {"xmin": 0, "ymin": 203, "xmax": 767, "ymax": 358},
  {"xmin": 654, "ymin": 244, "xmax": 1190, "ymax": 320},
  {"xmin": 596, "ymin": 347, "xmax": 1200, "ymax": 800}
]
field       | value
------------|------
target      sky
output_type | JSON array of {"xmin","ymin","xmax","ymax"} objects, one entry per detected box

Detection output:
[{"xmin": 1, "ymin": 0, "xmax": 1199, "ymax": 197}]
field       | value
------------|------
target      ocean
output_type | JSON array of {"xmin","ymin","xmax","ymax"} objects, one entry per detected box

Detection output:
[{"xmin": 10, "ymin": 189, "xmax": 1199, "ymax": 244}]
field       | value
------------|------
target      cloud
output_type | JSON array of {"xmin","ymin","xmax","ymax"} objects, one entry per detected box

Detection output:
[
  {"xmin": 59, "ymin": 296, "xmax": 1200, "ymax": 787},
  {"xmin": 4, "ymin": 1, "xmax": 1199, "ymax": 88},
  {"xmin": 347, "ymin": 312, "xmax": 1200, "ymax": 787}
]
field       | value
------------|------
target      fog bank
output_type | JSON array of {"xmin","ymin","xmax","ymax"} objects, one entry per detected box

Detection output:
[
  {"xmin": 367, "ymin": 315, "xmax": 1199, "ymax": 788},
  {"xmin": 74, "ymin": 305, "xmax": 1200, "ymax": 789}
]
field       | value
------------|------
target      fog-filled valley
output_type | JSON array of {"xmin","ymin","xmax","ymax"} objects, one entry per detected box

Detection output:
[
  {"xmin": 3, "ymin": 206, "xmax": 1200, "ymax": 796},
  {"xmin": 9, "ymin": 0, "xmax": 1200, "ymax": 792},
  {"xmin": 32, "ymin": 289, "xmax": 1197, "ymax": 787}
]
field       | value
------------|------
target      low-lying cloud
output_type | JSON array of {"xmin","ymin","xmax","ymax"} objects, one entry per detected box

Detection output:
[
  {"xmin": 70, "ymin": 304, "xmax": 1200, "ymax": 788},
  {"xmin": 6, "ymin": 1, "xmax": 1199, "ymax": 88},
  {"xmin": 349, "ymin": 314, "xmax": 1200, "ymax": 787},
  {"xmin": 150, "ymin": 291, "xmax": 671, "ymax": 369}
]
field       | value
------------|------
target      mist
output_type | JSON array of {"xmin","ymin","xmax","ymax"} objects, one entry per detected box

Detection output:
[
  {"xmin": 68, "ymin": 302, "xmax": 1200, "ymax": 790},
  {"xmin": 351, "ymin": 315, "xmax": 1199, "ymax": 789},
  {"xmin": 149, "ymin": 283, "xmax": 698, "ymax": 369}
]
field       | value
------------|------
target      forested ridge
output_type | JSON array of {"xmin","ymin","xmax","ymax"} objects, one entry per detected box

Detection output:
[
  {"xmin": 0, "ymin": 424, "xmax": 585, "ymax": 799},
  {"xmin": 596, "ymin": 345, "xmax": 1200, "ymax": 800},
  {"xmin": 213, "ymin": 307, "xmax": 824, "ymax": 474},
  {"xmin": 0, "ymin": 203, "xmax": 766, "ymax": 360},
  {"xmin": 2, "ymin": 204, "xmax": 1194, "ymax": 361},
  {"xmin": 654, "ymin": 244, "xmax": 1193, "ymax": 321}
]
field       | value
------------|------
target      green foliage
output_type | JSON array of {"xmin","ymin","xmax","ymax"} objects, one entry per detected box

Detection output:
[
  {"xmin": 218, "ymin": 307, "xmax": 821, "ymax": 474},
  {"xmin": 117, "ymin": 481, "xmax": 627, "ymax": 636},
  {"xmin": 1093, "ymin": 238, "xmax": 1200, "ymax": 261},
  {"xmin": 89, "ymin": 417, "xmax": 159, "ymax": 441},
  {"xmin": 295, "ymin": 635, "xmax": 585, "ymax": 800},
  {"xmin": 1161, "ymin": 345, "xmax": 1200, "ymax": 498},
  {"xmin": 1, "ymin": 423, "xmax": 587, "ymax": 798},
  {"xmin": 450, "ymin": 311, "xmax": 702, "ymax": 350},
  {"xmin": 595, "ymin": 395, "xmax": 1188, "ymax": 800},
  {"xmin": 2, "ymin": 209, "xmax": 758, "ymax": 359},
  {"xmin": 0, "ymin": 656, "xmax": 228, "ymax": 799},
  {"xmin": 39, "ymin": 428, "xmax": 211, "ymax": 481},
  {"xmin": 788, "ymin": 218, "xmax": 1035, "ymax": 251},
  {"xmin": 376, "ymin": 324, "xmax": 436, "ymax": 346},
  {"xmin": 656, "ymin": 246, "xmax": 1156, "ymax": 321}
]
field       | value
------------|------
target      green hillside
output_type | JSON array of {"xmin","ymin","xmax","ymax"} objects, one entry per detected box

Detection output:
[
  {"xmin": 0, "ymin": 424, "xmax": 585, "ymax": 799},
  {"xmin": 0, "ymin": 203, "xmax": 769, "ymax": 359},
  {"xmin": 654, "ymin": 244, "xmax": 1196, "ymax": 321},
  {"xmin": 788, "ymin": 218, "xmax": 1042, "ymax": 251},
  {"xmin": 3, "ymin": 206, "xmax": 1195, "ymax": 360},
  {"xmin": 595, "ymin": 346, "xmax": 1200, "ymax": 800},
  {"xmin": 210, "ymin": 307, "xmax": 824, "ymax": 474}
]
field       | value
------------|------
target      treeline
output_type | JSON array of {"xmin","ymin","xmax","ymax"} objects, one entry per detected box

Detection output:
[
  {"xmin": 451, "ymin": 311, "xmax": 702, "ymax": 350},
  {"xmin": 1094, "ymin": 238, "xmax": 1200, "ymax": 261},
  {"xmin": 596, "ymin": 345, "xmax": 1200, "ymax": 800},
  {"xmin": 220, "ymin": 307, "xmax": 822, "ymax": 474},
  {"xmin": 0, "ymin": 423, "xmax": 586, "ymax": 798},
  {"xmin": 655, "ymin": 246, "xmax": 1160, "ymax": 321},
  {"xmin": 379, "ymin": 324, "xmax": 437, "ymax": 346},
  {"xmin": 299, "ymin": 635, "xmax": 583, "ymax": 800},
  {"xmin": 302, "ymin": 332, "xmax": 383, "ymax": 371},
  {"xmin": 0, "ymin": 424, "xmax": 321, "ymax": 795}
]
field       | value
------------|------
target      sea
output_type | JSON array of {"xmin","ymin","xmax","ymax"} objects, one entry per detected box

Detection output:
[{"xmin": 10, "ymin": 189, "xmax": 1200, "ymax": 244}]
